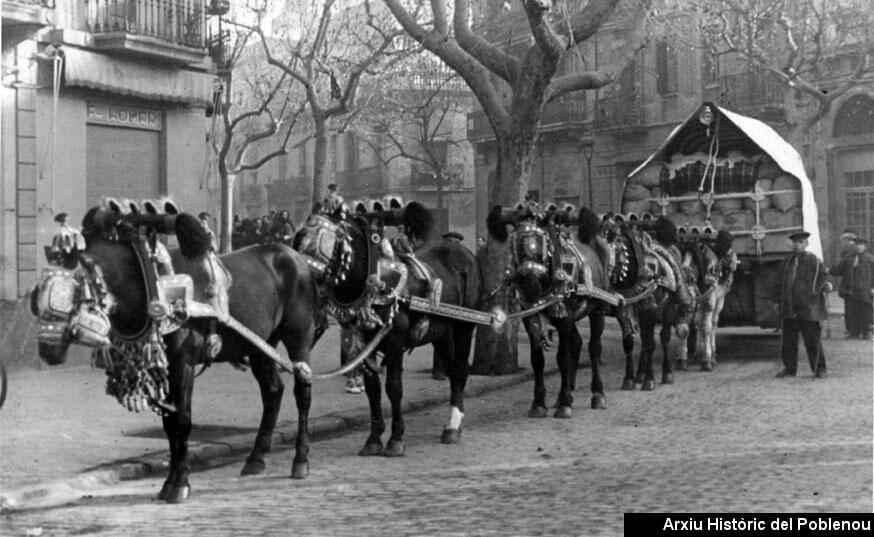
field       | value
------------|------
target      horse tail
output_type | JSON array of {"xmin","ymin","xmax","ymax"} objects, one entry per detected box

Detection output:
[
  {"xmin": 576, "ymin": 206, "xmax": 600, "ymax": 244},
  {"xmin": 402, "ymin": 201, "xmax": 434, "ymax": 243}
]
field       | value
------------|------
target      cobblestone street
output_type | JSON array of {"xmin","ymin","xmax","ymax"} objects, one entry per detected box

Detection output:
[{"xmin": 2, "ymin": 329, "xmax": 871, "ymax": 536}]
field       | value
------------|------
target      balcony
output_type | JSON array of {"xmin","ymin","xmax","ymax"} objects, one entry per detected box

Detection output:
[
  {"xmin": 410, "ymin": 163, "xmax": 465, "ymax": 191},
  {"xmin": 2, "ymin": 0, "xmax": 53, "ymax": 32},
  {"xmin": 339, "ymin": 166, "xmax": 383, "ymax": 199},
  {"xmin": 86, "ymin": 0, "xmax": 208, "ymax": 65},
  {"xmin": 713, "ymin": 69, "xmax": 786, "ymax": 122},
  {"xmin": 466, "ymin": 95, "xmax": 588, "ymax": 142}
]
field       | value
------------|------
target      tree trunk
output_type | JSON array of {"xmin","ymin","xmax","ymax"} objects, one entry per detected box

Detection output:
[
  {"xmin": 312, "ymin": 117, "xmax": 328, "ymax": 207},
  {"xmin": 470, "ymin": 131, "xmax": 539, "ymax": 375},
  {"xmin": 218, "ymin": 164, "xmax": 234, "ymax": 254}
]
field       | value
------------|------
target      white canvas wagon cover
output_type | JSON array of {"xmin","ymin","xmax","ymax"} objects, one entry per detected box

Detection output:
[{"xmin": 627, "ymin": 103, "xmax": 822, "ymax": 259}]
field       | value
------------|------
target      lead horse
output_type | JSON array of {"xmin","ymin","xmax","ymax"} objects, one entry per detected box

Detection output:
[
  {"xmin": 486, "ymin": 203, "xmax": 651, "ymax": 418},
  {"xmin": 294, "ymin": 201, "xmax": 482, "ymax": 455},
  {"xmin": 32, "ymin": 205, "xmax": 318, "ymax": 503}
]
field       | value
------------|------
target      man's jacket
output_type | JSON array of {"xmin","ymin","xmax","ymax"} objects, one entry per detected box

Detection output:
[
  {"xmin": 831, "ymin": 251, "xmax": 874, "ymax": 304},
  {"xmin": 780, "ymin": 251, "xmax": 829, "ymax": 322}
]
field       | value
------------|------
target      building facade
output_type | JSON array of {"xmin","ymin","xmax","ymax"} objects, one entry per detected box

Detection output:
[
  {"xmin": 467, "ymin": 4, "xmax": 874, "ymax": 266},
  {"xmin": 2, "ymin": 0, "xmax": 221, "ymax": 300}
]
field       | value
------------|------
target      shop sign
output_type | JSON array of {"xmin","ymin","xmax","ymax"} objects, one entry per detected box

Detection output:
[{"xmin": 86, "ymin": 102, "xmax": 163, "ymax": 131}]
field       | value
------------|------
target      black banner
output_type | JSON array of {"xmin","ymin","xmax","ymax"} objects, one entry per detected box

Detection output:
[{"xmin": 624, "ymin": 513, "xmax": 873, "ymax": 536}]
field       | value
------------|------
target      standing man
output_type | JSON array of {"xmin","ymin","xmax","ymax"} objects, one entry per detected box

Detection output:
[
  {"xmin": 198, "ymin": 212, "xmax": 218, "ymax": 252},
  {"xmin": 834, "ymin": 229, "xmax": 859, "ymax": 337},
  {"xmin": 831, "ymin": 236, "xmax": 874, "ymax": 339},
  {"xmin": 776, "ymin": 231, "xmax": 833, "ymax": 379},
  {"xmin": 50, "ymin": 212, "xmax": 86, "ymax": 269}
]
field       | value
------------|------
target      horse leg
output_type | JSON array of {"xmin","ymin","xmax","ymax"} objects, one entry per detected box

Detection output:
[
  {"xmin": 523, "ymin": 315, "xmax": 548, "ymax": 418},
  {"xmin": 359, "ymin": 349, "xmax": 386, "ymax": 456},
  {"xmin": 440, "ymin": 323, "xmax": 471, "ymax": 444},
  {"xmin": 638, "ymin": 313, "xmax": 656, "ymax": 391},
  {"xmin": 553, "ymin": 319, "xmax": 577, "ymax": 419},
  {"xmin": 700, "ymin": 305, "xmax": 715, "ymax": 371},
  {"xmin": 241, "ymin": 355, "xmax": 284, "ymax": 476},
  {"xmin": 660, "ymin": 322, "xmax": 674, "ymax": 385},
  {"xmin": 383, "ymin": 340, "xmax": 406, "ymax": 457},
  {"xmin": 676, "ymin": 317, "xmax": 690, "ymax": 371},
  {"xmin": 158, "ymin": 333, "xmax": 196, "ymax": 503},
  {"xmin": 619, "ymin": 308, "xmax": 637, "ymax": 391},
  {"xmin": 589, "ymin": 311, "xmax": 606, "ymax": 409}
]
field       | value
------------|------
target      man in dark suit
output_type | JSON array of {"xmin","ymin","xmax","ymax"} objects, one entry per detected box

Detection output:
[
  {"xmin": 776, "ymin": 231, "xmax": 833, "ymax": 379},
  {"xmin": 831, "ymin": 236, "xmax": 874, "ymax": 339}
]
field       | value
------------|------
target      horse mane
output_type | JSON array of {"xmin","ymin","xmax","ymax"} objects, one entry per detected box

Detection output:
[
  {"xmin": 653, "ymin": 216, "xmax": 678, "ymax": 246},
  {"xmin": 174, "ymin": 213, "xmax": 212, "ymax": 259},
  {"xmin": 402, "ymin": 201, "xmax": 434, "ymax": 242},
  {"xmin": 714, "ymin": 229, "xmax": 733, "ymax": 258},
  {"xmin": 486, "ymin": 205, "xmax": 509, "ymax": 243},
  {"xmin": 576, "ymin": 206, "xmax": 601, "ymax": 244}
]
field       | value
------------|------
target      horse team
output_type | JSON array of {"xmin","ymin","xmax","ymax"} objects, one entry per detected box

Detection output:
[{"xmin": 33, "ymin": 197, "xmax": 737, "ymax": 503}]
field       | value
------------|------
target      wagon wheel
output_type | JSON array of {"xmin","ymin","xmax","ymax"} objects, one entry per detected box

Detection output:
[{"xmin": 824, "ymin": 291, "xmax": 832, "ymax": 339}]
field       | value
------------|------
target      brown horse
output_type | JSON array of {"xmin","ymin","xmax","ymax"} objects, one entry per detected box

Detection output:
[
  {"xmin": 33, "ymin": 207, "xmax": 318, "ymax": 503},
  {"xmin": 294, "ymin": 201, "xmax": 482, "ymax": 456},
  {"xmin": 486, "ymin": 204, "xmax": 648, "ymax": 418}
]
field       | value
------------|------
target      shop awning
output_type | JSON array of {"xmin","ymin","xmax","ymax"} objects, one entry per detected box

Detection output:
[{"xmin": 63, "ymin": 47, "xmax": 215, "ymax": 107}]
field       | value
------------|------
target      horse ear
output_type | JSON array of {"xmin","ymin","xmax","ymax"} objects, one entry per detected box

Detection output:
[{"xmin": 141, "ymin": 199, "xmax": 159, "ymax": 215}]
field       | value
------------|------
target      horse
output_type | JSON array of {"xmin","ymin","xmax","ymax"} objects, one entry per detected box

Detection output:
[
  {"xmin": 676, "ymin": 230, "xmax": 739, "ymax": 372},
  {"xmin": 485, "ymin": 203, "xmax": 649, "ymax": 418},
  {"xmin": 294, "ymin": 201, "xmax": 482, "ymax": 456},
  {"xmin": 628, "ymin": 217, "xmax": 698, "ymax": 390},
  {"xmin": 32, "ymin": 206, "xmax": 318, "ymax": 503}
]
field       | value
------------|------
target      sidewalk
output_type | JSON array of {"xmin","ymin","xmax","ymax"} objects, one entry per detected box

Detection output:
[{"xmin": 0, "ymin": 325, "xmax": 550, "ymax": 511}]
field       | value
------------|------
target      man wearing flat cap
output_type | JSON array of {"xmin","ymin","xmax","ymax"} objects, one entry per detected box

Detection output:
[
  {"xmin": 50, "ymin": 212, "xmax": 86, "ymax": 269},
  {"xmin": 830, "ymin": 235, "xmax": 874, "ymax": 339},
  {"xmin": 776, "ymin": 231, "xmax": 832, "ymax": 379}
]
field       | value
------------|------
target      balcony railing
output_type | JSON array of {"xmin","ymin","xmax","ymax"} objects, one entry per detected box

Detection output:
[
  {"xmin": 340, "ymin": 166, "xmax": 383, "ymax": 198},
  {"xmin": 86, "ymin": 0, "xmax": 206, "ymax": 48},
  {"xmin": 541, "ymin": 94, "xmax": 587, "ymax": 129},
  {"xmin": 410, "ymin": 163, "xmax": 465, "ymax": 190},
  {"xmin": 717, "ymin": 69, "xmax": 785, "ymax": 112}
]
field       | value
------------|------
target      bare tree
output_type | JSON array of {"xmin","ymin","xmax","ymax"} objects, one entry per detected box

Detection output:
[
  {"xmin": 357, "ymin": 55, "xmax": 473, "ymax": 231},
  {"xmin": 246, "ymin": 0, "xmax": 413, "ymax": 207},
  {"xmin": 382, "ymin": 0, "xmax": 653, "ymax": 373},
  {"xmin": 690, "ymin": 0, "xmax": 873, "ymax": 140},
  {"xmin": 209, "ymin": 22, "xmax": 306, "ymax": 253}
]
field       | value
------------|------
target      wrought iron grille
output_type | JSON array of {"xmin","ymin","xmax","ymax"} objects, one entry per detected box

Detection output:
[{"xmin": 86, "ymin": 0, "xmax": 206, "ymax": 48}]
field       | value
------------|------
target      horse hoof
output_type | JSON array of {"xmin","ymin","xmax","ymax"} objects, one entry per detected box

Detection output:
[
  {"xmin": 701, "ymin": 362, "xmax": 713, "ymax": 372},
  {"xmin": 676, "ymin": 360, "xmax": 688, "ymax": 371},
  {"xmin": 384, "ymin": 440, "xmax": 406, "ymax": 456},
  {"xmin": 241, "ymin": 458, "xmax": 265, "ymax": 476},
  {"xmin": 291, "ymin": 461, "xmax": 309, "ymax": 479},
  {"xmin": 165, "ymin": 485, "xmax": 190, "ymax": 504},
  {"xmin": 359, "ymin": 441, "xmax": 384, "ymax": 456},
  {"xmin": 662, "ymin": 374, "xmax": 674, "ymax": 385},
  {"xmin": 528, "ymin": 406, "xmax": 548, "ymax": 418},
  {"xmin": 621, "ymin": 379, "xmax": 636, "ymax": 391},
  {"xmin": 591, "ymin": 394, "xmax": 606, "ymax": 409},
  {"xmin": 440, "ymin": 428, "xmax": 461, "ymax": 444},
  {"xmin": 157, "ymin": 482, "xmax": 172, "ymax": 501},
  {"xmin": 642, "ymin": 379, "xmax": 656, "ymax": 391},
  {"xmin": 553, "ymin": 406, "xmax": 572, "ymax": 419}
]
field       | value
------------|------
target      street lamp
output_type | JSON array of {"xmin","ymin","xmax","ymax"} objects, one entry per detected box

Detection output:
[{"xmin": 580, "ymin": 137, "xmax": 596, "ymax": 209}]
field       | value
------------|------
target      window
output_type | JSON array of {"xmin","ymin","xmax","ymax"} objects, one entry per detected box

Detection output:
[
  {"xmin": 655, "ymin": 39, "xmax": 678, "ymax": 95},
  {"xmin": 345, "ymin": 132, "xmax": 359, "ymax": 172},
  {"xmin": 298, "ymin": 144, "xmax": 307, "ymax": 177}
]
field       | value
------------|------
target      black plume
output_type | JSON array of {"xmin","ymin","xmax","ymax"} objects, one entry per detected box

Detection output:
[
  {"xmin": 174, "ymin": 213, "xmax": 212, "ymax": 259},
  {"xmin": 402, "ymin": 201, "xmax": 434, "ymax": 242},
  {"xmin": 714, "ymin": 229, "xmax": 734, "ymax": 258},
  {"xmin": 577, "ymin": 207, "xmax": 601, "ymax": 244},
  {"xmin": 486, "ymin": 205, "xmax": 509, "ymax": 243},
  {"xmin": 654, "ymin": 216, "xmax": 678, "ymax": 246}
]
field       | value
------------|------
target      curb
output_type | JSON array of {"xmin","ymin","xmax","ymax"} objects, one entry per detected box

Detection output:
[{"xmin": 0, "ymin": 366, "xmax": 547, "ymax": 512}]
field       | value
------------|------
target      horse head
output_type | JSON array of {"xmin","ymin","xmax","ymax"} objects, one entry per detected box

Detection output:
[{"xmin": 486, "ymin": 204, "xmax": 558, "ymax": 303}]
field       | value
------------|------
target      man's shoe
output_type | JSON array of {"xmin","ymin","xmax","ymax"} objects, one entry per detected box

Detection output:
[
  {"xmin": 815, "ymin": 370, "xmax": 828, "ymax": 379},
  {"xmin": 775, "ymin": 369, "xmax": 796, "ymax": 378}
]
